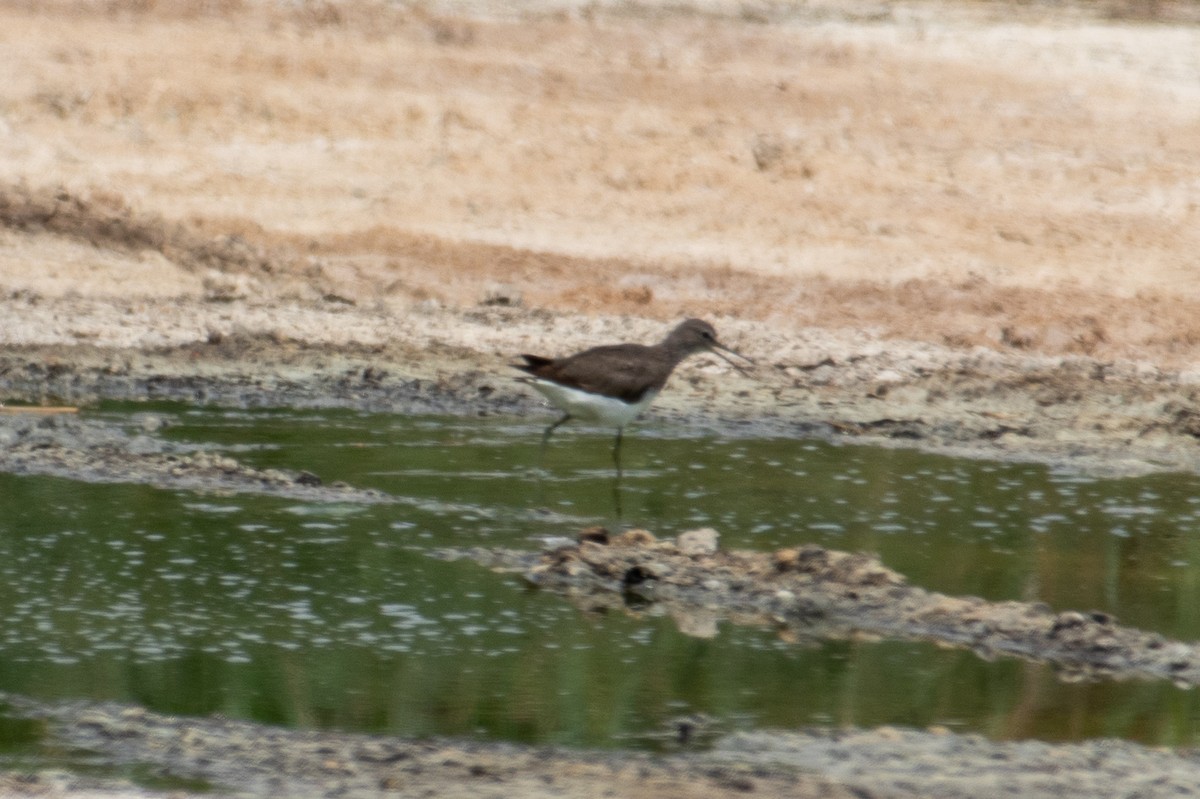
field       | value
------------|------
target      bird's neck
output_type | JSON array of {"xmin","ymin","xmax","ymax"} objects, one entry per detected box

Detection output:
[{"xmin": 659, "ymin": 340, "xmax": 700, "ymax": 366}]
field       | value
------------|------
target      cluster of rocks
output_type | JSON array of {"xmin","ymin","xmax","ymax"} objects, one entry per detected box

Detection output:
[{"xmin": 479, "ymin": 527, "xmax": 1200, "ymax": 687}]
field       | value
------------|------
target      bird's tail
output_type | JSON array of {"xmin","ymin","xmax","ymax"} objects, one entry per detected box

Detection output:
[{"xmin": 512, "ymin": 354, "xmax": 553, "ymax": 376}]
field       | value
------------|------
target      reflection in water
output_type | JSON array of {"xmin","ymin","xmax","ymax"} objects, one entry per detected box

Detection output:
[
  {"xmin": 535, "ymin": 413, "xmax": 627, "ymax": 522},
  {"xmin": 3, "ymin": 403, "xmax": 1200, "ymax": 760}
]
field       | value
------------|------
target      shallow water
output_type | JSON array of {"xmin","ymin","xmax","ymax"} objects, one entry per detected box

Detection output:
[{"xmin": 4, "ymin": 403, "xmax": 1200, "ymax": 767}]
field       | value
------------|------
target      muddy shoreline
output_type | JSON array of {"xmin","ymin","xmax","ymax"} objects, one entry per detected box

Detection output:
[
  {"xmin": 8, "ymin": 690, "xmax": 1200, "ymax": 799},
  {"xmin": 4, "ymin": 311, "xmax": 1200, "ymax": 479}
]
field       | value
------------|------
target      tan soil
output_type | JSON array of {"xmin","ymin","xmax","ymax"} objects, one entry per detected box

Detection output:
[
  {"xmin": 4, "ymin": 0, "xmax": 1200, "ymax": 796},
  {"xmin": 3, "ymin": 0, "xmax": 1200, "ymax": 365}
]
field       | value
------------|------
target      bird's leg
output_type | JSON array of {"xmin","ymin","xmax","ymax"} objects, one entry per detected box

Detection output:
[
  {"xmin": 538, "ymin": 413, "xmax": 571, "ymax": 472},
  {"xmin": 541, "ymin": 413, "xmax": 571, "ymax": 450},
  {"xmin": 533, "ymin": 413, "xmax": 571, "ymax": 509},
  {"xmin": 611, "ymin": 427, "xmax": 624, "ymax": 522}
]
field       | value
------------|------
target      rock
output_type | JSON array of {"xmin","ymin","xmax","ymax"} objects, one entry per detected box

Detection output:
[
  {"xmin": 479, "ymin": 284, "xmax": 522, "ymax": 307},
  {"xmin": 127, "ymin": 434, "xmax": 160, "ymax": 455},
  {"xmin": 677, "ymin": 527, "xmax": 719, "ymax": 556},
  {"xmin": 613, "ymin": 529, "xmax": 656, "ymax": 547},
  {"xmin": 577, "ymin": 526, "xmax": 610, "ymax": 545},
  {"xmin": 138, "ymin": 414, "xmax": 165, "ymax": 433},
  {"xmin": 671, "ymin": 608, "xmax": 719, "ymax": 638}
]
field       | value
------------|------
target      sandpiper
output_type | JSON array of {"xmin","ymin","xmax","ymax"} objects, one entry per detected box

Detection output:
[{"xmin": 513, "ymin": 319, "xmax": 753, "ymax": 469}]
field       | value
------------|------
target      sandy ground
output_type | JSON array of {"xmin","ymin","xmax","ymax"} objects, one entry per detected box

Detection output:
[{"xmin": 5, "ymin": 0, "xmax": 1200, "ymax": 796}]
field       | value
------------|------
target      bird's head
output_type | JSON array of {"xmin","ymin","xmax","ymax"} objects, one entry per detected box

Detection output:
[{"xmin": 666, "ymin": 319, "xmax": 754, "ymax": 374}]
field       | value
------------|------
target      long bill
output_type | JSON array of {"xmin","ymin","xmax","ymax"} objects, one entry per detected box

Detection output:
[{"xmin": 708, "ymin": 342, "xmax": 755, "ymax": 377}]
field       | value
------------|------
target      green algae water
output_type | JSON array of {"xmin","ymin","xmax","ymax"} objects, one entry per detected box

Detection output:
[{"xmin": 4, "ymin": 402, "xmax": 1200, "ymax": 772}]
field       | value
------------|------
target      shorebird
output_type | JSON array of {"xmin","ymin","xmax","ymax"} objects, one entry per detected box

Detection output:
[{"xmin": 513, "ymin": 319, "xmax": 753, "ymax": 471}]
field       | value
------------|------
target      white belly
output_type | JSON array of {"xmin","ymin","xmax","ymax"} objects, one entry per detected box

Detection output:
[{"xmin": 528, "ymin": 380, "xmax": 658, "ymax": 428}]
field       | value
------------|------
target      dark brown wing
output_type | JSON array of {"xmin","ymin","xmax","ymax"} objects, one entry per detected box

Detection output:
[{"xmin": 520, "ymin": 344, "xmax": 673, "ymax": 403}]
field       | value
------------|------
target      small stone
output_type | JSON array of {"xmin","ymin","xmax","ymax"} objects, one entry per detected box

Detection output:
[
  {"xmin": 127, "ymin": 435, "xmax": 159, "ymax": 455},
  {"xmin": 1049, "ymin": 611, "xmax": 1088, "ymax": 636},
  {"xmin": 773, "ymin": 548, "xmax": 800, "ymax": 570},
  {"xmin": 645, "ymin": 561, "xmax": 672, "ymax": 578},
  {"xmin": 875, "ymin": 368, "xmax": 904, "ymax": 384},
  {"xmin": 623, "ymin": 565, "xmax": 654, "ymax": 585},
  {"xmin": 677, "ymin": 527, "xmax": 719, "ymax": 556},
  {"xmin": 672, "ymin": 609, "xmax": 719, "ymax": 638},
  {"xmin": 480, "ymin": 284, "xmax": 523, "ymax": 307},
  {"xmin": 578, "ymin": 526, "xmax": 610, "ymax": 545},
  {"xmin": 202, "ymin": 270, "xmax": 257, "ymax": 302},
  {"xmin": 613, "ymin": 529, "xmax": 656, "ymax": 547},
  {"xmin": 139, "ymin": 414, "xmax": 165, "ymax": 433}
]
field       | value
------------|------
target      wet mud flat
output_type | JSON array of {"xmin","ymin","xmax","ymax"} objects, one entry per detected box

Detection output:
[
  {"xmin": 8, "ymin": 690, "xmax": 1200, "ymax": 799},
  {"xmin": 0, "ymin": 693, "xmax": 861, "ymax": 799},
  {"xmin": 0, "ymin": 411, "xmax": 391, "ymax": 505}
]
